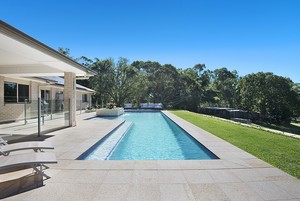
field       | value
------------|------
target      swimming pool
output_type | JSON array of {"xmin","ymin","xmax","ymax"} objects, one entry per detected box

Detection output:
[{"xmin": 79, "ymin": 112, "xmax": 218, "ymax": 160}]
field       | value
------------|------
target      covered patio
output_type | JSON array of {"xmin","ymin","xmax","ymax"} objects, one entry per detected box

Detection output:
[{"xmin": 0, "ymin": 20, "xmax": 95, "ymax": 136}]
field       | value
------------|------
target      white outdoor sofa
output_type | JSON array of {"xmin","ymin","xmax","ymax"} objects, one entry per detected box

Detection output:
[{"xmin": 140, "ymin": 103, "xmax": 163, "ymax": 110}]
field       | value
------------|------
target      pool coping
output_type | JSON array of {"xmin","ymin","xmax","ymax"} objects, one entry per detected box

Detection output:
[{"xmin": 161, "ymin": 111, "xmax": 257, "ymax": 161}]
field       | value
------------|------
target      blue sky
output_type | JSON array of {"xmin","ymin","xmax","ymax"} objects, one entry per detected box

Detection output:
[{"xmin": 1, "ymin": 0, "xmax": 300, "ymax": 82}]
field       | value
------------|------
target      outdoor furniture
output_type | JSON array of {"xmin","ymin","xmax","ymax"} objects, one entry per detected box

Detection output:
[
  {"xmin": 140, "ymin": 103, "xmax": 163, "ymax": 109},
  {"xmin": 124, "ymin": 103, "xmax": 133, "ymax": 109},
  {"xmin": 0, "ymin": 137, "xmax": 54, "ymax": 156},
  {"xmin": 0, "ymin": 152, "xmax": 57, "ymax": 179},
  {"xmin": 154, "ymin": 103, "xmax": 163, "ymax": 109}
]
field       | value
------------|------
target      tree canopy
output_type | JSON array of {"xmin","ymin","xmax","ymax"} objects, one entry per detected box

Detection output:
[
  {"xmin": 237, "ymin": 72, "xmax": 298, "ymax": 122},
  {"xmin": 58, "ymin": 48, "xmax": 300, "ymax": 122}
]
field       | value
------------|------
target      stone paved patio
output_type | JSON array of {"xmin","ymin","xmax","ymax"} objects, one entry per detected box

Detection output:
[{"xmin": 1, "ymin": 111, "xmax": 300, "ymax": 201}]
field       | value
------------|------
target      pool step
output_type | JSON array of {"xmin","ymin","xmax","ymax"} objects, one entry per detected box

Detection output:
[{"xmin": 87, "ymin": 121, "xmax": 133, "ymax": 160}]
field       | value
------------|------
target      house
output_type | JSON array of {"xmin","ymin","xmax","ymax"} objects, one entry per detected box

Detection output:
[
  {"xmin": 0, "ymin": 20, "xmax": 95, "ymax": 127},
  {"xmin": 38, "ymin": 76, "xmax": 95, "ymax": 111}
]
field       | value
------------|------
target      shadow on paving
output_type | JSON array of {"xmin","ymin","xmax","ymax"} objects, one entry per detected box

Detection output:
[
  {"xmin": 3, "ymin": 134, "xmax": 55, "ymax": 144},
  {"xmin": 0, "ymin": 172, "xmax": 44, "ymax": 199}
]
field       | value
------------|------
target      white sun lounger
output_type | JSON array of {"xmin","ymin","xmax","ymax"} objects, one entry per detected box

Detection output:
[
  {"xmin": 0, "ymin": 141, "xmax": 54, "ymax": 156},
  {"xmin": 0, "ymin": 152, "xmax": 57, "ymax": 179}
]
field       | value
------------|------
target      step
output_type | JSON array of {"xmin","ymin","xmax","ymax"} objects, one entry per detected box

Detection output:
[{"xmin": 85, "ymin": 121, "xmax": 133, "ymax": 160}]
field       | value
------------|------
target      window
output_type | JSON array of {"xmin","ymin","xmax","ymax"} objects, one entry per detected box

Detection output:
[
  {"xmin": 4, "ymin": 82, "xmax": 17, "ymax": 102},
  {"xmin": 4, "ymin": 82, "xmax": 29, "ymax": 103},
  {"xmin": 18, "ymin": 84, "xmax": 29, "ymax": 102},
  {"xmin": 82, "ymin": 94, "xmax": 88, "ymax": 102},
  {"xmin": 41, "ymin": 90, "xmax": 50, "ymax": 101}
]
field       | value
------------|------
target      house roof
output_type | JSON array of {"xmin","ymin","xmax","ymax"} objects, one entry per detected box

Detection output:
[
  {"xmin": 0, "ymin": 20, "xmax": 96, "ymax": 78},
  {"xmin": 39, "ymin": 76, "xmax": 95, "ymax": 93}
]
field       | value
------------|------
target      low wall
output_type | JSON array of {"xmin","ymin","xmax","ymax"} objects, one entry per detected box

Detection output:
[{"xmin": 96, "ymin": 108, "xmax": 124, "ymax": 117}]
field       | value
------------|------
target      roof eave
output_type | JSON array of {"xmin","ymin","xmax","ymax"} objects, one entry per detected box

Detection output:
[{"xmin": 0, "ymin": 20, "xmax": 96, "ymax": 77}]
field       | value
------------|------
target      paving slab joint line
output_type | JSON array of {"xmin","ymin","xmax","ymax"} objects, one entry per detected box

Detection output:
[{"xmin": 54, "ymin": 167, "xmax": 268, "ymax": 171}]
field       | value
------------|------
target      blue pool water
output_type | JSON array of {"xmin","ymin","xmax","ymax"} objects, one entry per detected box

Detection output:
[{"xmin": 80, "ymin": 112, "xmax": 218, "ymax": 160}]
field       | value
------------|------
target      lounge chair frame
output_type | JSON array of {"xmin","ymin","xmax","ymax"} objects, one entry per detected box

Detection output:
[
  {"xmin": 0, "ymin": 152, "xmax": 57, "ymax": 179},
  {"xmin": 0, "ymin": 137, "xmax": 54, "ymax": 156}
]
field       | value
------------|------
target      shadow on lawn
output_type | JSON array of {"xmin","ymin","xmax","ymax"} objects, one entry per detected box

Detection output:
[{"xmin": 255, "ymin": 122, "xmax": 300, "ymax": 135}]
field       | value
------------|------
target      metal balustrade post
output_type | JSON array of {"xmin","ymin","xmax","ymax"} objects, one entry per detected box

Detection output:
[
  {"xmin": 69, "ymin": 99, "xmax": 71, "ymax": 126},
  {"xmin": 50, "ymin": 99, "xmax": 53, "ymax": 120},
  {"xmin": 38, "ymin": 97, "xmax": 41, "ymax": 137},
  {"xmin": 80, "ymin": 99, "xmax": 82, "ymax": 114},
  {"xmin": 24, "ymin": 99, "xmax": 27, "ymax": 125}
]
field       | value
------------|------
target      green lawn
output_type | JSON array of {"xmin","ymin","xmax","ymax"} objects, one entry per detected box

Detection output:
[{"xmin": 171, "ymin": 110, "xmax": 300, "ymax": 179}]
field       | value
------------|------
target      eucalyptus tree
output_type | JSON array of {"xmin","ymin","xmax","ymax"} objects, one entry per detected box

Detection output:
[
  {"xmin": 58, "ymin": 47, "xmax": 72, "ymax": 58},
  {"xmin": 291, "ymin": 83, "xmax": 300, "ymax": 120},
  {"xmin": 211, "ymin": 68, "xmax": 239, "ymax": 108},
  {"xmin": 108, "ymin": 58, "xmax": 139, "ymax": 106},
  {"xmin": 57, "ymin": 47, "xmax": 93, "ymax": 88},
  {"xmin": 89, "ymin": 58, "xmax": 115, "ymax": 107},
  {"xmin": 75, "ymin": 56, "xmax": 94, "ymax": 88},
  {"xmin": 76, "ymin": 56, "xmax": 94, "ymax": 67},
  {"xmin": 237, "ymin": 72, "xmax": 297, "ymax": 123},
  {"xmin": 131, "ymin": 60, "xmax": 163, "ymax": 102},
  {"xmin": 178, "ymin": 64, "xmax": 212, "ymax": 111},
  {"xmin": 129, "ymin": 71, "xmax": 149, "ymax": 106},
  {"xmin": 132, "ymin": 60, "xmax": 183, "ymax": 106},
  {"xmin": 179, "ymin": 68, "xmax": 202, "ymax": 111},
  {"xmin": 131, "ymin": 60, "xmax": 161, "ymax": 73},
  {"xmin": 149, "ymin": 64, "xmax": 182, "ymax": 107}
]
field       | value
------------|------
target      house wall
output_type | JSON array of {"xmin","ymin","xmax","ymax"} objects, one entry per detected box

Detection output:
[
  {"xmin": 39, "ymin": 86, "xmax": 63, "ymax": 113},
  {"xmin": 76, "ymin": 91, "xmax": 92, "ymax": 110},
  {"xmin": 43, "ymin": 87, "xmax": 92, "ymax": 110},
  {"xmin": 52, "ymin": 88, "xmax": 64, "ymax": 112},
  {"xmin": 0, "ymin": 76, "xmax": 93, "ymax": 123},
  {"xmin": 0, "ymin": 76, "xmax": 4, "ymax": 109},
  {"xmin": 0, "ymin": 76, "xmax": 39, "ymax": 122}
]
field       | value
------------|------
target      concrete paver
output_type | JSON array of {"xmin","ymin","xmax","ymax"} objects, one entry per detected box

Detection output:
[
  {"xmin": 160, "ymin": 184, "xmax": 195, "ymax": 201},
  {"xmin": 189, "ymin": 183, "xmax": 230, "ymax": 200},
  {"xmin": 127, "ymin": 184, "xmax": 161, "ymax": 201}
]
